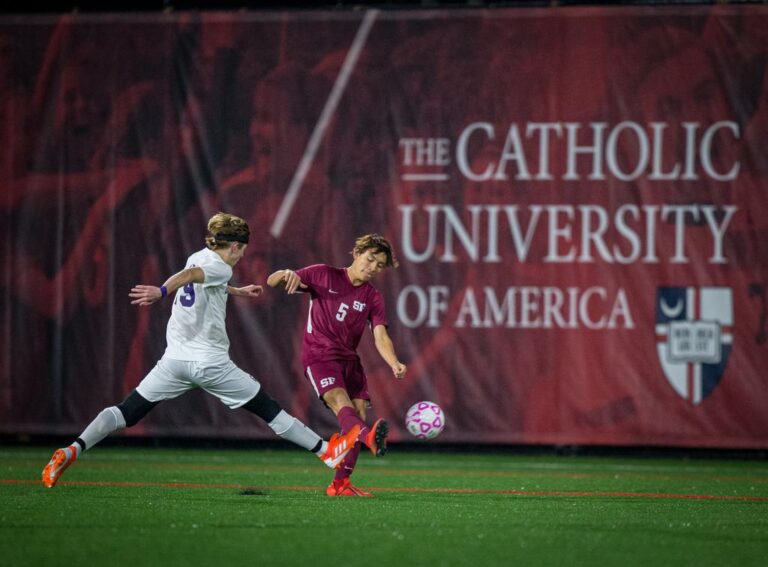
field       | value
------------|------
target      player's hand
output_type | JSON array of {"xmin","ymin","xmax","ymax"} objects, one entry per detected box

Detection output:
[
  {"xmin": 391, "ymin": 361, "xmax": 407, "ymax": 380},
  {"xmin": 129, "ymin": 284, "xmax": 162, "ymax": 306},
  {"xmin": 281, "ymin": 269, "xmax": 307, "ymax": 294},
  {"xmin": 235, "ymin": 284, "xmax": 264, "ymax": 298}
]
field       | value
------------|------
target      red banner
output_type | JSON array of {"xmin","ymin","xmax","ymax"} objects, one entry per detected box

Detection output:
[{"xmin": 1, "ymin": 6, "xmax": 767, "ymax": 447}]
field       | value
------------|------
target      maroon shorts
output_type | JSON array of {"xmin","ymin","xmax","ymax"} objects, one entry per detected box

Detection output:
[{"xmin": 304, "ymin": 358, "xmax": 370, "ymax": 403}]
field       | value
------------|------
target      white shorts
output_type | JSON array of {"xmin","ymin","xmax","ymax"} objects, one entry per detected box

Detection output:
[{"xmin": 136, "ymin": 356, "xmax": 261, "ymax": 409}]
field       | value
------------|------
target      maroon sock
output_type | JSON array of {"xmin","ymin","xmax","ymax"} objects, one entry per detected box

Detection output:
[
  {"xmin": 334, "ymin": 407, "xmax": 368, "ymax": 483},
  {"xmin": 334, "ymin": 441, "xmax": 361, "ymax": 482},
  {"xmin": 337, "ymin": 406, "xmax": 368, "ymax": 441}
]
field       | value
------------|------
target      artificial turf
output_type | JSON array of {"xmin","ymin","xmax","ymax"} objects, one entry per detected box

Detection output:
[{"xmin": 1, "ymin": 446, "xmax": 766, "ymax": 566}]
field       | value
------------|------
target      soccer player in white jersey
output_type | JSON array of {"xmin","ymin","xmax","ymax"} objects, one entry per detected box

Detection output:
[
  {"xmin": 267, "ymin": 234, "xmax": 407, "ymax": 497},
  {"xmin": 42, "ymin": 212, "xmax": 358, "ymax": 488}
]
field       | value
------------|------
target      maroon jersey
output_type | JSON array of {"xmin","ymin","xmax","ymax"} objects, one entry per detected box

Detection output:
[{"xmin": 296, "ymin": 264, "xmax": 388, "ymax": 365}]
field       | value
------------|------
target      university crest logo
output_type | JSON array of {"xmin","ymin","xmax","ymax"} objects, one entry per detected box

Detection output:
[{"xmin": 655, "ymin": 287, "xmax": 733, "ymax": 405}]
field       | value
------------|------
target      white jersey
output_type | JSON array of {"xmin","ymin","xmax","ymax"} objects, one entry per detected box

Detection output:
[{"xmin": 164, "ymin": 247, "xmax": 232, "ymax": 363}]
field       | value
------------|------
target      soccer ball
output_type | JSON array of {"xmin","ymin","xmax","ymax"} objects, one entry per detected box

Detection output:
[{"xmin": 405, "ymin": 401, "xmax": 445, "ymax": 440}]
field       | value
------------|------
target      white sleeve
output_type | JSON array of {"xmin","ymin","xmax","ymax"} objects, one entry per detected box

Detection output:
[{"xmin": 200, "ymin": 257, "xmax": 232, "ymax": 288}]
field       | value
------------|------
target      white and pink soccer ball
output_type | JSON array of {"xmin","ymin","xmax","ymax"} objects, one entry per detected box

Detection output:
[{"xmin": 405, "ymin": 401, "xmax": 445, "ymax": 440}]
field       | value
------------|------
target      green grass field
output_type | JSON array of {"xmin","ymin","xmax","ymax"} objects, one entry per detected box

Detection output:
[{"xmin": 2, "ymin": 445, "xmax": 767, "ymax": 566}]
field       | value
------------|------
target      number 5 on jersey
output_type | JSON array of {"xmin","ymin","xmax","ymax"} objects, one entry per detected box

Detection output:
[{"xmin": 336, "ymin": 303, "xmax": 349, "ymax": 321}]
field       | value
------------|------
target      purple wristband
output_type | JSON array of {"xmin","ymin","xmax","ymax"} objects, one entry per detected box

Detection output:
[{"xmin": 160, "ymin": 285, "xmax": 168, "ymax": 299}]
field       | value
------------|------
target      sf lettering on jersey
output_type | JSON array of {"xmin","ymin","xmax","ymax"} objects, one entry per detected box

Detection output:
[
  {"xmin": 296, "ymin": 264, "xmax": 388, "ymax": 365},
  {"xmin": 335, "ymin": 300, "xmax": 367, "ymax": 321}
]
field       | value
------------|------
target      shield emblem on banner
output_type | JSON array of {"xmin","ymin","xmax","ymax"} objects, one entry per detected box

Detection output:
[{"xmin": 655, "ymin": 287, "xmax": 733, "ymax": 405}]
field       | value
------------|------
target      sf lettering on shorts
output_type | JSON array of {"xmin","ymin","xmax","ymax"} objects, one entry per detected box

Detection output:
[{"xmin": 305, "ymin": 359, "xmax": 369, "ymax": 402}]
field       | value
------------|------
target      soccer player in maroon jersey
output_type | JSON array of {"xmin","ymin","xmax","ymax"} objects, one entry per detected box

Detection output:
[{"xmin": 267, "ymin": 234, "xmax": 407, "ymax": 497}]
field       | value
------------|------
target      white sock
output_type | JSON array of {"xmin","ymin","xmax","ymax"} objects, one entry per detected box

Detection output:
[
  {"xmin": 268, "ymin": 410, "xmax": 324, "ymax": 453},
  {"xmin": 78, "ymin": 406, "xmax": 126, "ymax": 451}
]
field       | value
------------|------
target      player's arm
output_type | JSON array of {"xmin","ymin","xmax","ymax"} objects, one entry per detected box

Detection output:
[
  {"xmin": 373, "ymin": 324, "xmax": 406, "ymax": 380},
  {"xmin": 227, "ymin": 284, "xmax": 263, "ymax": 298},
  {"xmin": 266, "ymin": 269, "xmax": 306, "ymax": 294},
  {"xmin": 129, "ymin": 266, "xmax": 205, "ymax": 306}
]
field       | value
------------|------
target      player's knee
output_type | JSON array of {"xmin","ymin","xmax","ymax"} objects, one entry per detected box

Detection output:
[
  {"xmin": 266, "ymin": 410, "xmax": 294, "ymax": 436},
  {"xmin": 100, "ymin": 407, "xmax": 127, "ymax": 434},
  {"xmin": 116, "ymin": 390, "xmax": 157, "ymax": 427},
  {"xmin": 242, "ymin": 387, "xmax": 281, "ymax": 423},
  {"xmin": 322, "ymin": 389, "xmax": 350, "ymax": 414}
]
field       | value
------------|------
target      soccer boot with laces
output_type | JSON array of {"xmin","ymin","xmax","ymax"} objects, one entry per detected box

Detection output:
[
  {"xmin": 42, "ymin": 446, "xmax": 78, "ymax": 488},
  {"xmin": 319, "ymin": 425, "xmax": 361, "ymax": 469},
  {"xmin": 365, "ymin": 418, "xmax": 389, "ymax": 457},
  {"xmin": 326, "ymin": 477, "xmax": 374, "ymax": 497}
]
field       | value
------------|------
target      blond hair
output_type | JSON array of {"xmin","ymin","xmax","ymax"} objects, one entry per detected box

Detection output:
[{"xmin": 205, "ymin": 212, "xmax": 250, "ymax": 250}]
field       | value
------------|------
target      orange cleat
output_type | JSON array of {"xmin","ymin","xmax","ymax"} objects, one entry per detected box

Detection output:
[
  {"xmin": 326, "ymin": 478, "xmax": 373, "ymax": 497},
  {"xmin": 365, "ymin": 419, "xmax": 389, "ymax": 457},
  {"xmin": 42, "ymin": 446, "xmax": 77, "ymax": 488},
  {"xmin": 320, "ymin": 425, "xmax": 361, "ymax": 469}
]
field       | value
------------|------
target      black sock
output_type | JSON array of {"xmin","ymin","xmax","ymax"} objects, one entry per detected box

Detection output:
[
  {"xmin": 75, "ymin": 438, "xmax": 86, "ymax": 452},
  {"xmin": 311, "ymin": 440, "xmax": 323, "ymax": 453}
]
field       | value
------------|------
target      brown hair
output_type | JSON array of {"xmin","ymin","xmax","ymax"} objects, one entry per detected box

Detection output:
[
  {"xmin": 205, "ymin": 212, "xmax": 250, "ymax": 250},
  {"xmin": 351, "ymin": 234, "xmax": 399, "ymax": 268}
]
